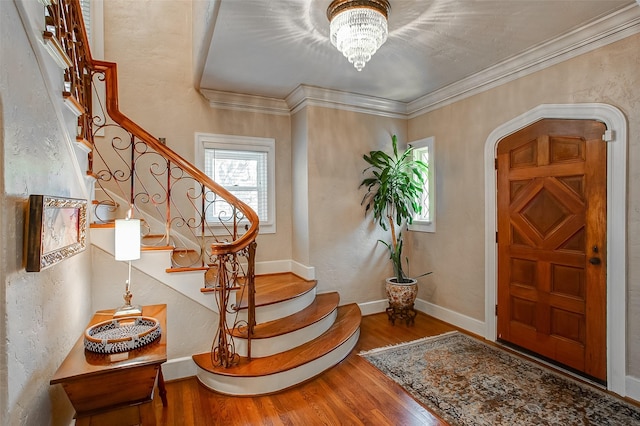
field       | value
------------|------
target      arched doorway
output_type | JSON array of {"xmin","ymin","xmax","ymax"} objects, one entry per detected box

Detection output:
[{"xmin": 483, "ymin": 103, "xmax": 627, "ymax": 395}]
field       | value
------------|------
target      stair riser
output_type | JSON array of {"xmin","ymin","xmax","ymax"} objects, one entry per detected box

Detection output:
[
  {"xmin": 236, "ymin": 287, "xmax": 316, "ymax": 324},
  {"xmin": 232, "ymin": 308, "xmax": 338, "ymax": 358},
  {"xmin": 196, "ymin": 328, "xmax": 360, "ymax": 396}
]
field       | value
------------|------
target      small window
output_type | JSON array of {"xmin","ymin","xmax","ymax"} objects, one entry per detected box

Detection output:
[
  {"xmin": 196, "ymin": 133, "xmax": 276, "ymax": 234},
  {"xmin": 408, "ymin": 136, "xmax": 435, "ymax": 233}
]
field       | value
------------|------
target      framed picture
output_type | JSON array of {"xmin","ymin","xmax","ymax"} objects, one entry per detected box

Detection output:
[{"xmin": 26, "ymin": 195, "xmax": 87, "ymax": 272}]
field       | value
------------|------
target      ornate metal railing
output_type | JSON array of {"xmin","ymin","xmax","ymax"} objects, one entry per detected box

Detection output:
[{"xmin": 41, "ymin": 0, "xmax": 257, "ymax": 367}]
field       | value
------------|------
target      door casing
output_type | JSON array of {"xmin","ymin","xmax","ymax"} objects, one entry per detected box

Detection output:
[{"xmin": 483, "ymin": 103, "xmax": 627, "ymax": 396}]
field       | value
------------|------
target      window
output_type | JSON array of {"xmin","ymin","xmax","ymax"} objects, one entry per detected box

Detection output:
[
  {"xmin": 196, "ymin": 133, "xmax": 276, "ymax": 234},
  {"xmin": 408, "ymin": 136, "xmax": 435, "ymax": 233}
]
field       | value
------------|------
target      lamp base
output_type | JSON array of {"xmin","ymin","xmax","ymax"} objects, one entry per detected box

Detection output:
[{"xmin": 113, "ymin": 304, "xmax": 143, "ymax": 318}]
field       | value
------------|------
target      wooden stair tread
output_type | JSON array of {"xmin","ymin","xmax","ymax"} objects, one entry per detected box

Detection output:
[
  {"xmin": 141, "ymin": 245, "xmax": 174, "ymax": 251},
  {"xmin": 235, "ymin": 273, "xmax": 317, "ymax": 310},
  {"xmin": 166, "ymin": 266, "xmax": 208, "ymax": 273},
  {"xmin": 193, "ymin": 303, "xmax": 361, "ymax": 377},
  {"xmin": 230, "ymin": 292, "xmax": 340, "ymax": 339},
  {"xmin": 90, "ymin": 222, "xmax": 114, "ymax": 228},
  {"xmin": 141, "ymin": 234, "xmax": 170, "ymax": 246}
]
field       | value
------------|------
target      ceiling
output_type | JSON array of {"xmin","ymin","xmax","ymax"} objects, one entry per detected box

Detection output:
[{"xmin": 198, "ymin": 0, "xmax": 638, "ymax": 106}]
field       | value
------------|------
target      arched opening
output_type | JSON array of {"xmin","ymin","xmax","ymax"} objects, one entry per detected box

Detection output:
[{"xmin": 483, "ymin": 103, "xmax": 627, "ymax": 395}]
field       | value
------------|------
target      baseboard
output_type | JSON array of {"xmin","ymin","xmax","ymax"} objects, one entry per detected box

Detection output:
[
  {"xmin": 357, "ymin": 298, "xmax": 485, "ymax": 337},
  {"xmin": 415, "ymin": 299, "xmax": 485, "ymax": 336},
  {"xmin": 358, "ymin": 299, "xmax": 388, "ymax": 316},
  {"xmin": 255, "ymin": 260, "xmax": 315, "ymax": 280},
  {"xmin": 162, "ymin": 356, "xmax": 197, "ymax": 381},
  {"xmin": 290, "ymin": 260, "xmax": 316, "ymax": 280},
  {"xmin": 626, "ymin": 375, "xmax": 640, "ymax": 402}
]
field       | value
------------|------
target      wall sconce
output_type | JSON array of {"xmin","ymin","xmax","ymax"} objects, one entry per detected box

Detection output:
[{"xmin": 114, "ymin": 215, "xmax": 142, "ymax": 317}]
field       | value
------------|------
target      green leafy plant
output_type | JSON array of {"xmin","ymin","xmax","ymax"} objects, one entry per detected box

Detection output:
[{"xmin": 360, "ymin": 134, "xmax": 428, "ymax": 283}]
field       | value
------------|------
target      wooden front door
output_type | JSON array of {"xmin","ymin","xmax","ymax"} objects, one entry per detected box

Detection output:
[{"xmin": 496, "ymin": 118, "xmax": 607, "ymax": 382}]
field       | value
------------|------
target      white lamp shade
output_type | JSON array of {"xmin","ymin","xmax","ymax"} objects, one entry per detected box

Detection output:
[{"xmin": 114, "ymin": 219, "xmax": 141, "ymax": 261}]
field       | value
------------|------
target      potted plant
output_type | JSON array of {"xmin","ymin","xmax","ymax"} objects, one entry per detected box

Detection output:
[{"xmin": 360, "ymin": 134, "xmax": 430, "ymax": 320}]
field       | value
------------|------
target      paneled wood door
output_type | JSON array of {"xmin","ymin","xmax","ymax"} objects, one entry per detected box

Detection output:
[{"xmin": 496, "ymin": 119, "xmax": 607, "ymax": 382}]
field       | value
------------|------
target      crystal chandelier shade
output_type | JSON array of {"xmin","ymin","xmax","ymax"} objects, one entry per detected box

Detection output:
[{"xmin": 327, "ymin": 0, "xmax": 391, "ymax": 71}]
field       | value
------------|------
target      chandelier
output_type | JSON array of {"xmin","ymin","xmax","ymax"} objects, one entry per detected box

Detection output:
[{"xmin": 327, "ymin": 0, "xmax": 391, "ymax": 71}]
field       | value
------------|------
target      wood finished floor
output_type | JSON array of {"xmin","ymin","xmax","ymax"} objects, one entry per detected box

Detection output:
[{"xmin": 153, "ymin": 312, "xmax": 456, "ymax": 425}]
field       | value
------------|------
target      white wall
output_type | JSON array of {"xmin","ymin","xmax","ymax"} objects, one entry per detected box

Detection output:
[{"xmin": 1, "ymin": 1, "xmax": 94, "ymax": 424}]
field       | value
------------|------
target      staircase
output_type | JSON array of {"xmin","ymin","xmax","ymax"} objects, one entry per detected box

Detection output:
[
  {"xmin": 194, "ymin": 274, "xmax": 361, "ymax": 395},
  {"xmin": 92, "ymin": 221, "xmax": 362, "ymax": 394},
  {"xmin": 49, "ymin": 0, "xmax": 362, "ymax": 395}
]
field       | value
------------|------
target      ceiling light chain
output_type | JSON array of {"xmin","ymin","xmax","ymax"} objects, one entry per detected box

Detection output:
[{"xmin": 327, "ymin": 0, "xmax": 391, "ymax": 71}]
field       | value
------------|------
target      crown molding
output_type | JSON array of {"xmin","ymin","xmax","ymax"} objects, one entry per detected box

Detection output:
[
  {"xmin": 199, "ymin": 4, "xmax": 640, "ymax": 120},
  {"xmin": 285, "ymin": 85, "xmax": 407, "ymax": 118},
  {"xmin": 199, "ymin": 89, "xmax": 291, "ymax": 116},
  {"xmin": 407, "ymin": 3, "xmax": 640, "ymax": 118}
]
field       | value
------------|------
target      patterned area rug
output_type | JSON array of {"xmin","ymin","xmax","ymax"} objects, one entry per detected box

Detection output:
[{"xmin": 360, "ymin": 331, "xmax": 640, "ymax": 425}]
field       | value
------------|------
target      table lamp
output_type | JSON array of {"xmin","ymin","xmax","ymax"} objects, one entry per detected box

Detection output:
[{"xmin": 113, "ymin": 215, "xmax": 142, "ymax": 317}]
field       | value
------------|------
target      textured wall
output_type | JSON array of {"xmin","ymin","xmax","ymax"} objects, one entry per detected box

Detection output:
[
  {"xmin": 304, "ymin": 106, "xmax": 407, "ymax": 303},
  {"xmin": 102, "ymin": 0, "xmax": 293, "ymax": 263},
  {"xmin": 90, "ymin": 248, "xmax": 215, "ymax": 360},
  {"xmin": 407, "ymin": 33, "xmax": 640, "ymax": 377},
  {"xmin": 100, "ymin": 0, "xmax": 293, "ymax": 362},
  {"xmin": 1, "ymin": 1, "xmax": 93, "ymax": 425}
]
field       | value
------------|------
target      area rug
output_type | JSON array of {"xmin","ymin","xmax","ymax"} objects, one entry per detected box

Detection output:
[{"xmin": 360, "ymin": 331, "xmax": 640, "ymax": 425}]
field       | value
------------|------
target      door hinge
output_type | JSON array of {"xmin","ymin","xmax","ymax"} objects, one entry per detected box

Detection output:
[
  {"xmin": 603, "ymin": 129, "xmax": 614, "ymax": 142},
  {"xmin": 495, "ymin": 158, "xmax": 498, "ymax": 169},
  {"xmin": 495, "ymin": 231, "xmax": 498, "ymax": 243},
  {"xmin": 495, "ymin": 304, "xmax": 498, "ymax": 316}
]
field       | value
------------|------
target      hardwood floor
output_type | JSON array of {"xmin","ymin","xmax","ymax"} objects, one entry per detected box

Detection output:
[{"xmin": 153, "ymin": 312, "xmax": 456, "ymax": 425}]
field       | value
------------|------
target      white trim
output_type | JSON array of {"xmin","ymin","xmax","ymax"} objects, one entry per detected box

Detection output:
[
  {"xmin": 407, "ymin": 5, "xmax": 640, "ymax": 117},
  {"xmin": 196, "ymin": 329, "xmax": 359, "ymax": 395},
  {"xmin": 89, "ymin": 0, "xmax": 104, "ymax": 60},
  {"xmin": 357, "ymin": 298, "xmax": 485, "ymax": 337},
  {"xmin": 199, "ymin": 89, "xmax": 291, "ymax": 116},
  {"xmin": 358, "ymin": 299, "xmax": 388, "ymax": 316},
  {"xmin": 483, "ymin": 103, "xmax": 627, "ymax": 396},
  {"xmin": 233, "ymin": 308, "xmax": 337, "ymax": 358},
  {"xmin": 162, "ymin": 356, "xmax": 197, "ymax": 381},
  {"xmin": 195, "ymin": 133, "xmax": 276, "ymax": 234},
  {"xmin": 286, "ymin": 85, "xmax": 407, "ymax": 118},
  {"xmin": 254, "ymin": 259, "xmax": 316, "ymax": 281},
  {"xmin": 415, "ymin": 299, "xmax": 485, "ymax": 336},
  {"xmin": 290, "ymin": 260, "xmax": 316, "ymax": 280},
  {"xmin": 408, "ymin": 136, "xmax": 436, "ymax": 233},
  {"xmin": 197, "ymin": 8, "xmax": 640, "ymax": 121},
  {"xmin": 626, "ymin": 376, "xmax": 640, "ymax": 402}
]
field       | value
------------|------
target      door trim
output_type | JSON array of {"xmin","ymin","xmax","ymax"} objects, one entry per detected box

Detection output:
[{"xmin": 483, "ymin": 103, "xmax": 627, "ymax": 396}]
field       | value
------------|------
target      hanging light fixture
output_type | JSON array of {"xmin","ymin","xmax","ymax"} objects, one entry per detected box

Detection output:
[{"xmin": 327, "ymin": 0, "xmax": 391, "ymax": 71}]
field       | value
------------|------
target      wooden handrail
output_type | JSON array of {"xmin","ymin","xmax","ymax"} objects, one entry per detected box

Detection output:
[
  {"xmin": 48, "ymin": 0, "xmax": 258, "ymax": 367},
  {"xmin": 91, "ymin": 61, "xmax": 259, "ymax": 255}
]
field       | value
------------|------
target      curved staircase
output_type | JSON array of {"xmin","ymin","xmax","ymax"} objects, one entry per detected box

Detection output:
[
  {"xmin": 44, "ymin": 0, "xmax": 362, "ymax": 397},
  {"xmin": 193, "ymin": 273, "xmax": 361, "ymax": 396}
]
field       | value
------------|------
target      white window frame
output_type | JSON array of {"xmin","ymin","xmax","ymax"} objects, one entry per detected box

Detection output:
[
  {"xmin": 195, "ymin": 133, "xmax": 276, "ymax": 234},
  {"xmin": 408, "ymin": 136, "xmax": 436, "ymax": 233}
]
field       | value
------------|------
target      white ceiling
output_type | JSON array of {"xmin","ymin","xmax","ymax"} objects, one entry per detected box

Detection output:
[{"xmin": 198, "ymin": 0, "xmax": 638, "ymax": 105}]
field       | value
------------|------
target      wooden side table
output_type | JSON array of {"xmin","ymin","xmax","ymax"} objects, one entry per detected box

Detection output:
[{"xmin": 51, "ymin": 304, "xmax": 167, "ymax": 426}]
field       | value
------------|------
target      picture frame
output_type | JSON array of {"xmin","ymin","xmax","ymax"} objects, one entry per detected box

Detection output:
[{"xmin": 26, "ymin": 195, "xmax": 87, "ymax": 272}]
